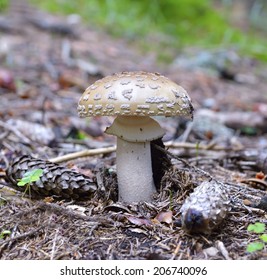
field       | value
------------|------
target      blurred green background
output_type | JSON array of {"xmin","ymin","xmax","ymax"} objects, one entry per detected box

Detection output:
[{"xmin": 2, "ymin": 0, "xmax": 267, "ymax": 62}]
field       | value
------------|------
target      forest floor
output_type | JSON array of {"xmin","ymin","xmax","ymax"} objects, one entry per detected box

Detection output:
[{"xmin": 0, "ymin": 1, "xmax": 267, "ymax": 260}]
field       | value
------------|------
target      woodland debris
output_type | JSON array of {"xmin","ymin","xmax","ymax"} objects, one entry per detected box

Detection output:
[
  {"xmin": 6, "ymin": 119, "xmax": 55, "ymax": 145},
  {"xmin": 58, "ymin": 72, "xmax": 87, "ymax": 90},
  {"xmin": 192, "ymin": 113, "xmax": 234, "ymax": 140},
  {"xmin": 256, "ymin": 150, "xmax": 267, "ymax": 173},
  {"xmin": 155, "ymin": 210, "xmax": 173, "ymax": 224},
  {"xmin": 196, "ymin": 109, "xmax": 266, "ymax": 130},
  {"xmin": 0, "ymin": 17, "xmax": 22, "ymax": 34},
  {"xmin": 171, "ymin": 49, "xmax": 242, "ymax": 78},
  {"xmin": 215, "ymin": 241, "xmax": 231, "ymax": 260},
  {"xmin": 240, "ymin": 178, "xmax": 267, "ymax": 191},
  {"xmin": 27, "ymin": 17, "xmax": 76, "ymax": 37},
  {"xmin": 203, "ymin": 246, "xmax": 219, "ymax": 258},
  {"xmin": 61, "ymin": 40, "xmax": 101, "ymax": 76},
  {"xmin": 0, "ymin": 120, "xmax": 31, "ymax": 144}
]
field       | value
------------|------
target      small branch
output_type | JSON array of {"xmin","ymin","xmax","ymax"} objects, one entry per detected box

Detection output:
[
  {"xmin": 165, "ymin": 141, "xmax": 242, "ymax": 151},
  {"xmin": 49, "ymin": 146, "xmax": 117, "ymax": 163},
  {"xmin": 0, "ymin": 225, "xmax": 46, "ymax": 247},
  {"xmin": 50, "ymin": 228, "xmax": 60, "ymax": 260}
]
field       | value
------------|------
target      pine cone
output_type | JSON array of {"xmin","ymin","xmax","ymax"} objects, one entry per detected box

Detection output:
[
  {"xmin": 6, "ymin": 155, "xmax": 97, "ymax": 199},
  {"xmin": 180, "ymin": 180, "xmax": 231, "ymax": 234}
]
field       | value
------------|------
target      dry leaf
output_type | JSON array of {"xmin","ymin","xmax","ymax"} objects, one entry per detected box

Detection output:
[
  {"xmin": 43, "ymin": 197, "xmax": 54, "ymax": 203},
  {"xmin": 126, "ymin": 215, "xmax": 152, "ymax": 227},
  {"xmin": 104, "ymin": 203, "xmax": 131, "ymax": 214},
  {"xmin": 203, "ymin": 247, "xmax": 219, "ymax": 257},
  {"xmin": 243, "ymin": 199, "xmax": 253, "ymax": 206},
  {"xmin": 155, "ymin": 210, "xmax": 173, "ymax": 224},
  {"xmin": 67, "ymin": 205, "xmax": 87, "ymax": 216},
  {"xmin": 127, "ymin": 228, "xmax": 148, "ymax": 236}
]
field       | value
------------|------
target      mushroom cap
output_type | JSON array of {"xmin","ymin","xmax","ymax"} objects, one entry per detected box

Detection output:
[{"xmin": 77, "ymin": 71, "xmax": 193, "ymax": 118}]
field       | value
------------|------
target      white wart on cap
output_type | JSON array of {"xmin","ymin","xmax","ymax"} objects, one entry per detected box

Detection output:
[{"xmin": 78, "ymin": 71, "xmax": 193, "ymax": 202}]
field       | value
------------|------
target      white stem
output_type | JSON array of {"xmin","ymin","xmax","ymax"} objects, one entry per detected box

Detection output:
[{"xmin": 116, "ymin": 137, "xmax": 156, "ymax": 202}]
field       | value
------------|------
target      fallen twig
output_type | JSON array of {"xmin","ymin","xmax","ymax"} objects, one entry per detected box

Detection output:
[
  {"xmin": 49, "ymin": 146, "xmax": 117, "ymax": 163},
  {"xmin": 0, "ymin": 224, "xmax": 46, "ymax": 247}
]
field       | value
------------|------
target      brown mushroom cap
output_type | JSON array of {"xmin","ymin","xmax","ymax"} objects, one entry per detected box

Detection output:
[{"xmin": 77, "ymin": 71, "xmax": 193, "ymax": 118}]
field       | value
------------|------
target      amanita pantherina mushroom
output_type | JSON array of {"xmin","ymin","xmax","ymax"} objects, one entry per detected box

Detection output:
[{"xmin": 78, "ymin": 71, "xmax": 193, "ymax": 202}]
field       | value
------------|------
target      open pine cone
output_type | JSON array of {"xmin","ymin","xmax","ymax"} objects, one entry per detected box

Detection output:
[{"xmin": 6, "ymin": 155, "xmax": 97, "ymax": 199}]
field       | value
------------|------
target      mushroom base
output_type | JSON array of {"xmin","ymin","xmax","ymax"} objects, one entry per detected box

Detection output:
[{"xmin": 116, "ymin": 137, "xmax": 156, "ymax": 202}]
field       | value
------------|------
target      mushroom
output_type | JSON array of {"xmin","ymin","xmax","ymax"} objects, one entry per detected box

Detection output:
[{"xmin": 77, "ymin": 71, "xmax": 193, "ymax": 202}]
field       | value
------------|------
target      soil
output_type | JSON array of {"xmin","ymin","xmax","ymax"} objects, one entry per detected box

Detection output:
[{"xmin": 0, "ymin": 1, "xmax": 267, "ymax": 260}]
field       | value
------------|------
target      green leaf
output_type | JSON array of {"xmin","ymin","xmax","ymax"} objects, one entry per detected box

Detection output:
[
  {"xmin": 260, "ymin": 234, "xmax": 267, "ymax": 243},
  {"xmin": 247, "ymin": 222, "xmax": 266, "ymax": 234},
  {"xmin": 0, "ymin": 230, "xmax": 11, "ymax": 239},
  {"xmin": 77, "ymin": 131, "xmax": 87, "ymax": 140},
  {"xmin": 24, "ymin": 169, "xmax": 43, "ymax": 180},
  {"xmin": 240, "ymin": 126, "xmax": 257, "ymax": 136},
  {"xmin": 17, "ymin": 176, "xmax": 32, "ymax": 186},
  {"xmin": 246, "ymin": 242, "xmax": 264, "ymax": 253},
  {"xmin": 17, "ymin": 169, "xmax": 43, "ymax": 187}
]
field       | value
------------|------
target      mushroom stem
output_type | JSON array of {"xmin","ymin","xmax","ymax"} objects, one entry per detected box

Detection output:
[{"xmin": 116, "ymin": 137, "xmax": 156, "ymax": 202}]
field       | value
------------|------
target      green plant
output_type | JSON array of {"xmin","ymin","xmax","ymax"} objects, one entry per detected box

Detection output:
[
  {"xmin": 0, "ymin": 230, "xmax": 11, "ymax": 239},
  {"xmin": 75, "ymin": 130, "xmax": 87, "ymax": 140},
  {"xmin": 0, "ymin": 196, "xmax": 7, "ymax": 206},
  {"xmin": 246, "ymin": 222, "xmax": 267, "ymax": 253},
  {"xmin": 17, "ymin": 169, "xmax": 43, "ymax": 197},
  {"xmin": 0, "ymin": 0, "xmax": 8, "ymax": 12}
]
